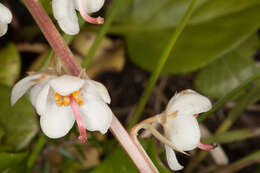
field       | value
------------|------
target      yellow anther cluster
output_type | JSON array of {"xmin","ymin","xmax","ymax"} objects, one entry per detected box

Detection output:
[
  {"xmin": 193, "ymin": 114, "xmax": 199, "ymax": 118},
  {"xmin": 54, "ymin": 91, "xmax": 83, "ymax": 106},
  {"xmin": 54, "ymin": 93, "xmax": 63, "ymax": 106},
  {"xmin": 72, "ymin": 90, "xmax": 83, "ymax": 105}
]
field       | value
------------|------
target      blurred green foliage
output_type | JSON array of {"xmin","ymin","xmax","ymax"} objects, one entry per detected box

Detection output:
[
  {"xmin": 0, "ymin": 43, "xmax": 21, "ymax": 86},
  {"xmin": 112, "ymin": 0, "xmax": 260, "ymax": 74},
  {"xmin": 195, "ymin": 35, "xmax": 259, "ymax": 99},
  {"xmin": 90, "ymin": 139, "xmax": 170, "ymax": 173},
  {"xmin": 0, "ymin": 85, "xmax": 38, "ymax": 151},
  {"xmin": 40, "ymin": 0, "xmax": 52, "ymax": 14},
  {"xmin": 0, "ymin": 152, "xmax": 28, "ymax": 172}
]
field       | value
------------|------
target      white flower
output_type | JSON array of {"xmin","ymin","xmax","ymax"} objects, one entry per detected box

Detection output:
[
  {"xmin": 11, "ymin": 73, "xmax": 112, "ymax": 143},
  {"xmin": 52, "ymin": 0, "xmax": 105, "ymax": 35},
  {"xmin": 0, "ymin": 3, "xmax": 12, "ymax": 37},
  {"xmin": 163, "ymin": 89, "xmax": 212, "ymax": 171}
]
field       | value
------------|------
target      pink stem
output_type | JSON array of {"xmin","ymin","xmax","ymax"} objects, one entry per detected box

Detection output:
[
  {"xmin": 110, "ymin": 115, "xmax": 158, "ymax": 173},
  {"xmin": 70, "ymin": 95, "xmax": 87, "ymax": 143},
  {"xmin": 23, "ymin": 1, "xmax": 157, "ymax": 172},
  {"xmin": 198, "ymin": 142, "xmax": 217, "ymax": 150},
  {"xmin": 78, "ymin": 0, "xmax": 104, "ymax": 24},
  {"xmin": 23, "ymin": 0, "xmax": 81, "ymax": 76}
]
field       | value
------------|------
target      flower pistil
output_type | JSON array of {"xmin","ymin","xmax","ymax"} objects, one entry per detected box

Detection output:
[
  {"xmin": 70, "ymin": 94, "xmax": 87, "ymax": 143},
  {"xmin": 54, "ymin": 90, "xmax": 86, "ymax": 142}
]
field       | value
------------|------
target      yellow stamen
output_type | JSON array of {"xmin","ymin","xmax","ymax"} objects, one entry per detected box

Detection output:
[
  {"xmin": 73, "ymin": 91, "xmax": 83, "ymax": 106},
  {"xmin": 54, "ymin": 93, "xmax": 63, "ymax": 106},
  {"xmin": 76, "ymin": 98, "xmax": 83, "ymax": 106},
  {"xmin": 72, "ymin": 91, "xmax": 79, "ymax": 99},
  {"xmin": 57, "ymin": 100, "xmax": 63, "ymax": 106},
  {"xmin": 63, "ymin": 96, "xmax": 70, "ymax": 106},
  {"xmin": 194, "ymin": 114, "xmax": 199, "ymax": 118},
  {"xmin": 55, "ymin": 93, "xmax": 61, "ymax": 99},
  {"xmin": 54, "ymin": 91, "xmax": 83, "ymax": 107}
]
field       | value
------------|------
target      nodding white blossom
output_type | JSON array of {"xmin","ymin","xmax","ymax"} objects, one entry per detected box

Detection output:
[
  {"xmin": 163, "ymin": 89, "xmax": 213, "ymax": 171},
  {"xmin": 52, "ymin": 0, "xmax": 105, "ymax": 35},
  {"xmin": 0, "ymin": 3, "xmax": 12, "ymax": 37},
  {"xmin": 11, "ymin": 73, "xmax": 112, "ymax": 143}
]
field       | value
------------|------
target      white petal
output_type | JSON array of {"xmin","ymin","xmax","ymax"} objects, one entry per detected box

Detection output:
[
  {"xmin": 11, "ymin": 74, "xmax": 42, "ymax": 106},
  {"xmin": 0, "ymin": 3, "xmax": 12, "ymax": 24},
  {"xmin": 40, "ymin": 102, "xmax": 75, "ymax": 138},
  {"xmin": 74, "ymin": 0, "xmax": 105, "ymax": 14},
  {"xmin": 57, "ymin": 18, "xmax": 79, "ymax": 35},
  {"xmin": 29, "ymin": 76, "xmax": 53, "ymax": 107},
  {"xmin": 165, "ymin": 145, "xmax": 183, "ymax": 171},
  {"xmin": 0, "ymin": 21, "xmax": 7, "ymax": 37},
  {"xmin": 80, "ymin": 100, "xmax": 112, "ymax": 134},
  {"xmin": 82, "ymin": 80, "xmax": 111, "ymax": 104},
  {"xmin": 35, "ymin": 84, "xmax": 50, "ymax": 116},
  {"xmin": 166, "ymin": 89, "xmax": 212, "ymax": 116},
  {"xmin": 167, "ymin": 115, "xmax": 201, "ymax": 151},
  {"xmin": 49, "ymin": 75, "xmax": 85, "ymax": 96},
  {"xmin": 30, "ymin": 83, "xmax": 45, "ymax": 107},
  {"xmin": 52, "ymin": 0, "xmax": 79, "ymax": 35}
]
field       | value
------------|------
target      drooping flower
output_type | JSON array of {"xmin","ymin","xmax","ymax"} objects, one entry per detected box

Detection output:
[
  {"xmin": 131, "ymin": 89, "xmax": 215, "ymax": 171},
  {"xmin": 163, "ymin": 89, "xmax": 213, "ymax": 170},
  {"xmin": 52, "ymin": 0, "xmax": 105, "ymax": 35},
  {"xmin": 11, "ymin": 72, "xmax": 112, "ymax": 143},
  {"xmin": 0, "ymin": 3, "xmax": 12, "ymax": 37}
]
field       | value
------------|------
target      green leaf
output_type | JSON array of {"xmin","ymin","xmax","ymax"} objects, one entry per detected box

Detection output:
[
  {"xmin": 0, "ymin": 85, "xmax": 38, "ymax": 151},
  {"xmin": 190, "ymin": 0, "xmax": 260, "ymax": 25},
  {"xmin": 0, "ymin": 152, "xmax": 28, "ymax": 172},
  {"xmin": 194, "ymin": 35, "xmax": 258, "ymax": 99},
  {"xmin": 90, "ymin": 139, "xmax": 170, "ymax": 173},
  {"xmin": 112, "ymin": 1, "xmax": 260, "ymax": 74},
  {"xmin": 0, "ymin": 43, "xmax": 21, "ymax": 86},
  {"xmin": 115, "ymin": 0, "xmax": 260, "ymax": 27}
]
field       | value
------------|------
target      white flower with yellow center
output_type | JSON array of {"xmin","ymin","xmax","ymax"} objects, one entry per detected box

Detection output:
[
  {"xmin": 11, "ymin": 73, "xmax": 112, "ymax": 143},
  {"xmin": 0, "ymin": 3, "xmax": 12, "ymax": 37},
  {"xmin": 52, "ymin": 0, "xmax": 105, "ymax": 35},
  {"xmin": 163, "ymin": 89, "xmax": 213, "ymax": 170}
]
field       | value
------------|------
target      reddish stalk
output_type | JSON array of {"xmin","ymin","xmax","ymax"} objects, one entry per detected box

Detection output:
[
  {"xmin": 23, "ymin": 0, "xmax": 157, "ymax": 172},
  {"xmin": 111, "ymin": 115, "xmax": 158, "ymax": 173},
  {"xmin": 24, "ymin": 0, "xmax": 81, "ymax": 76}
]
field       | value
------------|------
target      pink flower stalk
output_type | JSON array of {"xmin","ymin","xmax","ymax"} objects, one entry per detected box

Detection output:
[{"xmin": 78, "ymin": 0, "xmax": 104, "ymax": 24}]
